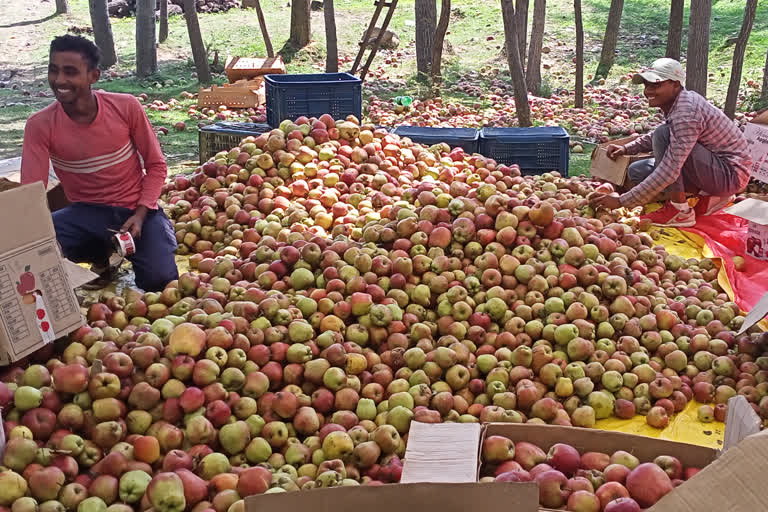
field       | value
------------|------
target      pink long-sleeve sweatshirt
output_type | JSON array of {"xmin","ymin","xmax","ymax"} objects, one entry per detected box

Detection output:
[{"xmin": 20, "ymin": 90, "xmax": 167, "ymax": 210}]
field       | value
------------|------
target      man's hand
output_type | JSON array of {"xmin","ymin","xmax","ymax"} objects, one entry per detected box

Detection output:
[
  {"xmin": 120, "ymin": 206, "xmax": 149, "ymax": 239},
  {"xmin": 605, "ymin": 144, "xmax": 626, "ymax": 160},
  {"xmin": 589, "ymin": 193, "xmax": 622, "ymax": 211}
]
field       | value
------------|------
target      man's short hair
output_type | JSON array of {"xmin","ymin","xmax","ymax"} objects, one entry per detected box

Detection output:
[{"xmin": 50, "ymin": 35, "xmax": 101, "ymax": 70}]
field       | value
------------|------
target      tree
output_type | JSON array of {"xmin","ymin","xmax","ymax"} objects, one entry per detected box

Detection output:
[
  {"xmin": 324, "ymin": 0, "xmax": 338, "ymax": 72},
  {"xmin": 686, "ymin": 0, "xmax": 711, "ymax": 96},
  {"xmin": 501, "ymin": 0, "xmax": 531, "ymax": 127},
  {"xmin": 88, "ymin": 0, "xmax": 118, "ymax": 69},
  {"xmin": 55, "ymin": 0, "xmax": 70, "ymax": 14},
  {"xmin": 430, "ymin": 0, "xmax": 451, "ymax": 85},
  {"xmin": 290, "ymin": 0, "xmax": 311, "ymax": 48},
  {"xmin": 594, "ymin": 0, "xmax": 624, "ymax": 80},
  {"xmin": 762, "ymin": 48, "xmax": 768, "ymax": 105},
  {"xmin": 525, "ymin": 0, "xmax": 545, "ymax": 93},
  {"xmin": 415, "ymin": 0, "xmax": 437, "ymax": 76},
  {"xmin": 665, "ymin": 0, "xmax": 683, "ymax": 61},
  {"xmin": 574, "ymin": 0, "xmax": 584, "ymax": 108},
  {"xmin": 515, "ymin": 0, "xmax": 529, "ymax": 68},
  {"xmin": 135, "ymin": 0, "xmax": 157, "ymax": 78},
  {"xmin": 724, "ymin": 0, "xmax": 757, "ymax": 119},
  {"xmin": 182, "ymin": 0, "xmax": 211, "ymax": 85},
  {"xmin": 159, "ymin": 0, "xmax": 169, "ymax": 44}
]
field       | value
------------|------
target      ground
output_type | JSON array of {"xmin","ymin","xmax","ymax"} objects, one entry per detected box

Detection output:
[{"xmin": 1, "ymin": 0, "xmax": 766, "ymax": 176}]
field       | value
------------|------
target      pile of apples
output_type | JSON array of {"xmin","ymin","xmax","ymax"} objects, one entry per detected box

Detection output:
[
  {"xmin": 1, "ymin": 115, "xmax": 767, "ymax": 512},
  {"xmin": 483, "ymin": 436, "xmax": 697, "ymax": 510},
  {"xmin": 366, "ymin": 78, "xmax": 664, "ymax": 143}
]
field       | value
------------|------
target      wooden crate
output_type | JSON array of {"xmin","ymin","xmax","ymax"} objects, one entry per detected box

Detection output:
[
  {"xmin": 225, "ymin": 56, "xmax": 286, "ymax": 83},
  {"xmin": 197, "ymin": 80, "xmax": 266, "ymax": 109}
]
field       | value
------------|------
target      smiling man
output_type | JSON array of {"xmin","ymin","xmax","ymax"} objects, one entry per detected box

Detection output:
[
  {"xmin": 21, "ymin": 35, "xmax": 178, "ymax": 291},
  {"xmin": 589, "ymin": 58, "xmax": 752, "ymax": 227}
]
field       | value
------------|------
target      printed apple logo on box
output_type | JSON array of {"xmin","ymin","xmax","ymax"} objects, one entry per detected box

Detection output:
[
  {"xmin": 15, "ymin": 264, "xmax": 54, "ymax": 341},
  {"xmin": 16, "ymin": 264, "xmax": 37, "ymax": 304}
]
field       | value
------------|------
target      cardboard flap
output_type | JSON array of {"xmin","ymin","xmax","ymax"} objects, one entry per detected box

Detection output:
[
  {"xmin": 723, "ymin": 396, "xmax": 763, "ymax": 451},
  {"xmin": 723, "ymin": 198, "xmax": 768, "ymax": 225},
  {"xmin": 736, "ymin": 292, "xmax": 768, "ymax": 335},
  {"xmin": 648, "ymin": 429, "xmax": 768, "ymax": 512},
  {"xmin": 0, "ymin": 183, "xmax": 55, "ymax": 254},
  {"xmin": 401, "ymin": 422, "xmax": 482, "ymax": 483},
  {"xmin": 63, "ymin": 260, "xmax": 99, "ymax": 289},
  {"xmin": 245, "ymin": 482, "xmax": 539, "ymax": 512}
]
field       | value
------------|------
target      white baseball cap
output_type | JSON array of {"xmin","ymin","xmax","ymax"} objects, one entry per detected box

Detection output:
[{"xmin": 632, "ymin": 58, "xmax": 685, "ymax": 85}]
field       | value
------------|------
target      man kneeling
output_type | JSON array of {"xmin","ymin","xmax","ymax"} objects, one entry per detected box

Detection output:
[
  {"xmin": 21, "ymin": 35, "xmax": 178, "ymax": 290},
  {"xmin": 590, "ymin": 58, "xmax": 752, "ymax": 227}
]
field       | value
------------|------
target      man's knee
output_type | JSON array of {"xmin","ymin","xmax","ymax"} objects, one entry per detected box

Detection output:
[
  {"xmin": 134, "ymin": 258, "xmax": 178, "ymax": 291},
  {"xmin": 628, "ymin": 159, "xmax": 653, "ymax": 186}
]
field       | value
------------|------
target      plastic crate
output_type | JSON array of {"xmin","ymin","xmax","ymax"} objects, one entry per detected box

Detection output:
[
  {"xmin": 198, "ymin": 122, "xmax": 271, "ymax": 163},
  {"xmin": 265, "ymin": 73, "xmax": 362, "ymax": 128},
  {"xmin": 225, "ymin": 56, "xmax": 286, "ymax": 83},
  {"xmin": 479, "ymin": 127, "xmax": 570, "ymax": 175},
  {"xmin": 198, "ymin": 80, "xmax": 265, "ymax": 109},
  {"xmin": 392, "ymin": 126, "xmax": 479, "ymax": 153}
]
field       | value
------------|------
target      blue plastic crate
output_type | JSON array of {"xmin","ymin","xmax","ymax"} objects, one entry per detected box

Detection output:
[
  {"xmin": 198, "ymin": 122, "xmax": 271, "ymax": 163},
  {"xmin": 265, "ymin": 73, "xmax": 362, "ymax": 128},
  {"xmin": 392, "ymin": 126, "xmax": 479, "ymax": 153},
  {"xmin": 479, "ymin": 127, "xmax": 570, "ymax": 175}
]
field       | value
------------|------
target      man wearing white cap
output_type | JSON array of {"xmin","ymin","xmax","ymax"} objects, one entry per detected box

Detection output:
[{"xmin": 589, "ymin": 58, "xmax": 752, "ymax": 227}]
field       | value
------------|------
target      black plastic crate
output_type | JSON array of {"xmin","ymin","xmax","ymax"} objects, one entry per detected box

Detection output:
[
  {"xmin": 479, "ymin": 127, "xmax": 570, "ymax": 175},
  {"xmin": 392, "ymin": 126, "xmax": 479, "ymax": 153},
  {"xmin": 198, "ymin": 122, "xmax": 271, "ymax": 163},
  {"xmin": 265, "ymin": 73, "xmax": 362, "ymax": 128}
]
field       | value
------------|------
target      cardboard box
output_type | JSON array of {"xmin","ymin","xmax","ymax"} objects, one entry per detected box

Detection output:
[
  {"xmin": 0, "ymin": 183, "xmax": 94, "ymax": 364},
  {"xmin": 479, "ymin": 396, "xmax": 765, "ymax": 512},
  {"xmin": 246, "ymin": 482, "xmax": 539, "ymax": 512},
  {"xmin": 723, "ymin": 198, "xmax": 768, "ymax": 261},
  {"xmin": 589, "ymin": 135, "xmax": 652, "ymax": 188},
  {"xmin": 744, "ymin": 109, "xmax": 768, "ymax": 184}
]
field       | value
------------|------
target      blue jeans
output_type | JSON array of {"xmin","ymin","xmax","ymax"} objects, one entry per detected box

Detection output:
[{"xmin": 53, "ymin": 203, "xmax": 179, "ymax": 291}]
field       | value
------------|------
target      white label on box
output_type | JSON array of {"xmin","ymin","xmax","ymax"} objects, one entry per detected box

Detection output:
[
  {"xmin": 0, "ymin": 239, "xmax": 80, "ymax": 357},
  {"xmin": 744, "ymin": 122, "xmax": 768, "ymax": 184}
]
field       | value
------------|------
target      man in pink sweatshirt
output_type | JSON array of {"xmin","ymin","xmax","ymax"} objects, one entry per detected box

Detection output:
[{"xmin": 21, "ymin": 35, "xmax": 178, "ymax": 291}]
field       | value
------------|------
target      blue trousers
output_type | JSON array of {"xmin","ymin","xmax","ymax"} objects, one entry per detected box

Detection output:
[{"xmin": 53, "ymin": 203, "xmax": 179, "ymax": 292}]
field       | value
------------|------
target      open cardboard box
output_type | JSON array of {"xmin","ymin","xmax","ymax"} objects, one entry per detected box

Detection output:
[
  {"xmin": 589, "ymin": 135, "xmax": 652, "ymax": 189},
  {"xmin": 0, "ymin": 183, "xmax": 95, "ymax": 365},
  {"xmin": 480, "ymin": 396, "xmax": 765, "ymax": 512},
  {"xmin": 245, "ymin": 421, "xmax": 540, "ymax": 511},
  {"xmin": 743, "ymin": 109, "xmax": 768, "ymax": 185}
]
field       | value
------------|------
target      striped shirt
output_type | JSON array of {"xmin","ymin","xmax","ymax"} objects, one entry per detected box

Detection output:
[
  {"xmin": 21, "ymin": 90, "xmax": 166, "ymax": 210},
  {"xmin": 620, "ymin": 88, "xmax": 752, "ymax": 207}
]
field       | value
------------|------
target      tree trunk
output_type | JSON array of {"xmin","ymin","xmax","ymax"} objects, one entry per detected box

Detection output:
[
  {"xmin": 183, "ymin": 0, "xmax": 211, "ymax": 85},
  {"xmin": 430, "ymin": 0, "xmax": 451, "ymax": 86},
  {"xmin": 762, "ymin": 48, "xmax": 768, "ymax": 104},
  {"xmin": 515, "ymin": 0, "xmax": 529, "ymax": 70},
  {"xmin": 135, "ymin": 0, "xmax": 157, "ymax": 78},
  {"xmin": 88, "ymin": 0, "xmax": 118, "ymax": 69},
  {"xmin": 252, "ymin": 0, "xmax": 274, "ymax": 58},
  {"xmin": 574, "ymin": 0, "xmax": 583, "ymax": 108},
  {"xmin": 724, "ymin": 0, "xmax": 757, "ymax": 119},
  {"xmin": 55, "ymin": 0, "xmax": 70, "ymax": 14},
  {"xmin": 159, "ymin": 0, "xmax": 169, "ymax": 43},
  {"xmin": 665, "ymin": 0, "xmax": 683, "ymax": 60},
  {"xmin": 290, "ymin": 0, "xmax": 311, "ymax": 48},
  {"xmin": 415, "ymin": 0, "xmax": 437, "ymax": 76},
  {"xmin": 525, "ymin": 0, "xmax": 545, "ymax": 93},
  {"xmin": 686, "ymin": 0, "xmax": 711, "ymax": 96},
  {"xmin": 594, "ymin": 0, "xmax": 624, "ymax": 79},
  {"xmin": 324, "ymin": 0, "xmax": 338, "ymax": 72},
  {"xmin": 501, "ymin": 0, "xmax": 531, "ymax": 127}
]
